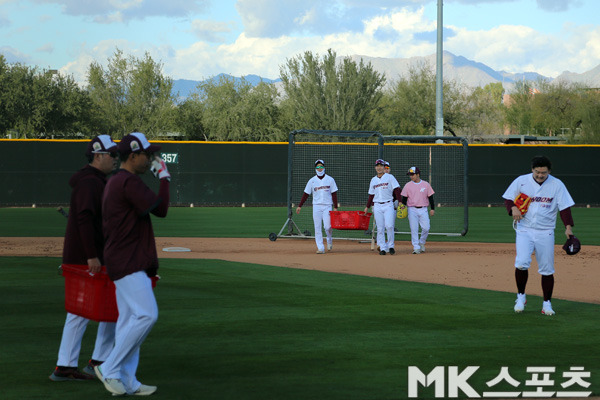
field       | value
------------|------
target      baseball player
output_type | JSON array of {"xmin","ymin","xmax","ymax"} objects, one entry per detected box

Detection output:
[
  {"xmin": 400, "ymin": 166, "xmax": 435, "ymax": 254},
  {"xmin": 296, "ymin": 160, "xmax": 338, "ymax": 253},
  {"xmin": 502, "ymin": 155, "xmax": 575, "ymax": 315},
  {"xmin": 96, "ymin": 132, "xmax": 171, "ymax": 396},
  {"xmin": 50, "ymin": 135, "xmax": 117, "ymax": 382},
  {"xmin": 365, "ymin": 159, "xmax": 401, "ymax": 255}
]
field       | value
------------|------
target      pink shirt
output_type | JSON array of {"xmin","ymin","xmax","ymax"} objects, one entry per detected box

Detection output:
[{"xmin": 400, "ymin": 180, "xmax": 435, "ymax": 207}]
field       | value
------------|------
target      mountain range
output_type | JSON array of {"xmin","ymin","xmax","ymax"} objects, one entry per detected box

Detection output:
[{"xmin": 172, "ymin": 51, "xmax": 600, "ymax": 100}]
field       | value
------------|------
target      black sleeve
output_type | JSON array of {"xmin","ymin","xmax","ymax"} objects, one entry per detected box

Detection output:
[
  {"xmin": 401, "ymin": 196, "xmax": 408, "ymax": 205},
  {"xmin": 429, "ymin": 195, "xmax": 435, "ymax": 210}
]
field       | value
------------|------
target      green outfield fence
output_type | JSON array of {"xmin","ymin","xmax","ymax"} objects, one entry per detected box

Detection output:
[{"xmin": 0, "ymin": 139, "xmax": 599, "ymax": 207}]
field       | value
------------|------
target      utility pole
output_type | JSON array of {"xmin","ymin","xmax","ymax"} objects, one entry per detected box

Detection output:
[{"xmin": 435, "ymin": 0, "xmax": 444, "ymax": 137}]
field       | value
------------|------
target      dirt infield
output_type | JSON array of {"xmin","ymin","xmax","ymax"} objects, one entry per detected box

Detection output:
[{"xmin": 2, "ymin": 237, "xmax": 599, "ymax": 305}]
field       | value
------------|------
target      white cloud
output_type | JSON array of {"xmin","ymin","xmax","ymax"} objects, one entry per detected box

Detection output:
[
  {"xmin": 189, "ymin": 19, "xmax": 233, "ymax": 43},
  {"xmin": 1, "ymin": 46, "xmax": 32, "ymax": 63},
  {"xmin": 166, "ymin": 8, "xmax": 438, "ymax": 82},
  {"xmin": 535, "ymin": 0, "xmax": 583, "ymax": 12},
  {"xmin": 235, "ymin": 0, "xmax": 424, "ymax": 38},
  {"xmin": 36, "ymin": 43, "xmax": 54, "ymax": 53},
  {"xmin": 445, "ymin": 22, "xmax": 600, "ymax": 77},
  {"xmin": 0, "ymin": 13, "xmax": 10, "ymax": 28},
  {"xmin": 32, "ymin": 0, "xmax": 209, "ymax": 22},
  {"xmin": 51, "ymin": 3, "xmax": 600, "ymax": 86}
]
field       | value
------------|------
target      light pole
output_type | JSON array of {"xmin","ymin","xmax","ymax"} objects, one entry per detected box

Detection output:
[{"xmin": 435, "ymin": 0, "xmax": 444, "ymax": 137}]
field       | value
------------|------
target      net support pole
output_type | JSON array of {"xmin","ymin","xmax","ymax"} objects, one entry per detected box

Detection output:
[
  {"xmin": 461, "ymin": 137, "xmax": 469, "ymax": 235},
  {"xmin": 287, "ymin": 131, "xmax": 295, "ymax": 235}
]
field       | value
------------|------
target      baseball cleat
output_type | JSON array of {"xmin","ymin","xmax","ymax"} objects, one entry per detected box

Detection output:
[
  {"xmin": 412, "ymin": 249, "xmax": 422, "ymax": 254},
  {"xmin": 49, "ymin": 366, "xmax": 94, "ymax": 381},
  {"xmin": 420, "ymin": 245, "xmax": 426, "ymax": 253},
  {"xmin": 379, "ymin": 250, "xmax": 386, "ymax": 255},
  {"xmin": 316, "ymin": 249, "xmax": 325, "ymax": 254},
  {"xmin": 327, "ymin": 243, "xmax": 333, "ymax": 251},
  {"xmin": 130, "ymin": 384, "xmax": 158, "ymax": 396},
  {"xmin": 95, "ymin": 365, "xmax": 127, "ymax": 396},
  {"xmin": 82, "ymin": 359, "xmax": 102, "ymax": 378},
  {"xmin": 541, "ymin": 300, "xmax": 555, "ymax": 315},
  {"xmin": 514, "ymin": 293, "xmax": 526, "ymax": 313},
  {"xmin": 388, "ymin": 248, "xmax": 395, "ymax": 255}
]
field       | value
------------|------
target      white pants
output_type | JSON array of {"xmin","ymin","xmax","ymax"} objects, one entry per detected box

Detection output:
[
  {"xmin": 102, "ymin": 271, "xmax": 158, "ymax": 394},
  {"xmin": 408, "ymin": 207, "xmax": 430, "ymax": 251},
  {"xmin": 313, "ymin": 204, "xmax": 333, "ymax": 251},
  {"xmin": 515, "ymin": 226, "xmax": 555, "ymax": 275},
  {"xmin": 57, "ymin": 313, "xmax": 116, "ymax": 367},
  {"xmin": 374, "ymin": 202, "xmax": 396, "ymax": 251}
]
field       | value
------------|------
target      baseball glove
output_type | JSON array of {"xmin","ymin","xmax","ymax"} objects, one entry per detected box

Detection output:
[
  {"xmin": 514, "ymin": 192, "xmax": 532, "ymax": 215},
  {"xmin": 562, "ymin": 235, "xmax": 581, "ymax": 255},
  {"xmin": 397, "ymin": 204, "xmax": 407, "ymax": 219}
]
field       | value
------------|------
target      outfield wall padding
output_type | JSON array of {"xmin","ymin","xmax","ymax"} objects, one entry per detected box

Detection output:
[{"xmin": 1, "ymin": 140, "xmax": 599, "ymax": 206}]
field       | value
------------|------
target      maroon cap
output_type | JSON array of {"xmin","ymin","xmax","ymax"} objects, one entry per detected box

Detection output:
[
  {"xmin": 86, "ymin": 135, "xmax": 117, "ymax": 156},
  {"xmin": 117, "ymin": 132, "xmax": 161, "ymax": 156},
  {"xmin": 407, "ymin": 166, "xmax": 421, "ymax": 175}
]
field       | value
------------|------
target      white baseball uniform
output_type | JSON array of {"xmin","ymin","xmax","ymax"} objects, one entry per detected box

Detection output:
[
  {"xmin": 303, "ymin": 174, "xmax": 338, "ymax": 252},
  {"xmin": 368, "ymin": 173, "xmax": 400, "ymax": 252},
  {"xmin": 502, "ymin": 173, "xmax": 574, "ymax": 275},
  {"xmin": 57, "ymin": 315, "xmax": 115, "ymax": 367},
  {"xmin": 401, "ymin": 180, "xmax": 435, "ymax": 251}
]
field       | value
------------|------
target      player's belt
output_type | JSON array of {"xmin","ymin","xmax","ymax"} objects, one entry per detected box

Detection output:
[
  {"xmin": 376, "ymin": 201, "xmax": 391, "ymax": 204},
  {"xmin": 414, "ymin": 206, "xmax": 424, "ymax": 208}
]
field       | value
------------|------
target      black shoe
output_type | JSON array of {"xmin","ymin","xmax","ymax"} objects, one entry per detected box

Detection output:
[
  {"xmin": 50, "ymin": 367, "xmax": 94, "ymax": 382},
  {"xmin": 379, "ymin": 250, "xmax": 386, "ymax": 255},
  {"xmin": 388, "ymin": 248, "xmax": 395, "ymax": 255}
]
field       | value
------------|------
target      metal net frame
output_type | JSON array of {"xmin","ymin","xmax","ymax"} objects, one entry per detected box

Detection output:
[{"xmin": 272, "ymin": 130, "xmax": 468, "ymax": 242}]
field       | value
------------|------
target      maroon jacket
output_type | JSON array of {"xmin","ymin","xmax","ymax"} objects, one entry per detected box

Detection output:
[
  {"xmin": 102, "ymin": 169, "xmax": 169, "ymax": 281},
  {"xmin": 62, "ymin": 165, "xmax": 107, "ymax": 264}
]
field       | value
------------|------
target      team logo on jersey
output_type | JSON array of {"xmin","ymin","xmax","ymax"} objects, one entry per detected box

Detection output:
[
  {"xmin": 314, "ymin": 186, "xmax": 331, "ymax": 191},
  {"xmin": 420, "ymin": 188, "xmax": 426, "ymax": 193},
  {"xmin": 374, "ymin": 183, "xmax": 389, "ymax": 189},
  {"xmin": 531, "ymin": 196, "xmax": 553, "ymax": 203}
]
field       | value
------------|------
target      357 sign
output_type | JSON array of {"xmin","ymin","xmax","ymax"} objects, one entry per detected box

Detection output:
[
  {"xmin": 408, "ymin": 366, "xmax": 592, "ymax": 398},
  {"xmin": 160, "ymin": 153, "xmax": 179, "ymax": 164}
]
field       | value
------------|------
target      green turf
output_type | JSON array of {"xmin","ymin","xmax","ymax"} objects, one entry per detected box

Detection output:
[
  {"xmin": 1, "ymin": 257, "xmax": 598, "ymax": 400},
  {"xmin": 1, "ymin": 206, "xmax": 599, "ymax": 245}
]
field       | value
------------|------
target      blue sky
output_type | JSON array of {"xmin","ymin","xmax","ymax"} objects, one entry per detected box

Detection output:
[{"xmin": 1, "ymin": 0, "xmax": 599, "ymax": 84}]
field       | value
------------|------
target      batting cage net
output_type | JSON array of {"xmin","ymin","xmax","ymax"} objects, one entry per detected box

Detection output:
[{"xmin": 272, "ymin": 130, "xmax": 468, "ymax": 242}]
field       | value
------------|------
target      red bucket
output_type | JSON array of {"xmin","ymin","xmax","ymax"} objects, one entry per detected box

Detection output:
[
  {"xmin": 61, "ymin": 264, "xmax": 158, "ymax": 322},
  {"xmin": 330, "ymin": 211, "xmax": 372, "ymax": 230}
]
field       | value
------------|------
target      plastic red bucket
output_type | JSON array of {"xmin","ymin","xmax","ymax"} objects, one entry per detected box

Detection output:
[
  {"xmin": 330, "ymin": 211, "xmax": 372, "ymax": 230},
  {"xmin": 61, "ymin": 264, "xmax": 158, "ymax": 322}
]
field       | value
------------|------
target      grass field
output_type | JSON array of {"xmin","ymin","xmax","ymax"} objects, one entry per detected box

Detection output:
[
  {"xmin": 1, "ymin": 206, "xmax": 599, "ymax": 399},
  {"xmin": 1, "ymin": 206, "xmax": 599, "ymax": 245},
  {"xmin": 1, "ymin": 257, "xmax": 599, "ymax": 400}
]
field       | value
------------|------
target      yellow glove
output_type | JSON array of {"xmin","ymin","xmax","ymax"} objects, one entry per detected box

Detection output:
[{"xmin": 397, "ymin": 204, "xmax": 407, "ymax": 219}]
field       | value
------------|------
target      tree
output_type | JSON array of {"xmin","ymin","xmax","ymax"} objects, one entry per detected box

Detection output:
[
  {"xmin": 503, "ymin": 80, "xmax": 535, "ymax": 135},
  {"xmin": 173, "ymin": 95, "xmax": 205, "ymax": 140},
  {"xmin": 379, "ymin": 63, "xmax": 468, "ymax": 136},
  {"xmin": 572, "ymin": 89, "xmax": 600, "ymax": 143},
  {"xmin": 86, "ymin": 49, "xmax": 175, "ymax": 138},
  {"xmin": 0, "ymin": 58, "xmax": 91, "ymax": 137},
  {"xmin": 461, "ymin": 82, "xmax": 505, "ymax": 139},
  {"xmin": 279, "ymin": 49, "xmax": 385, "ymax": 132},
  {"xmin": 530, "ymin": 80, "xmax": 582, "ymax": 137},
  {"xmin": 198, "ymin": 75, "xmax": 283, "ymax": 141}
]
